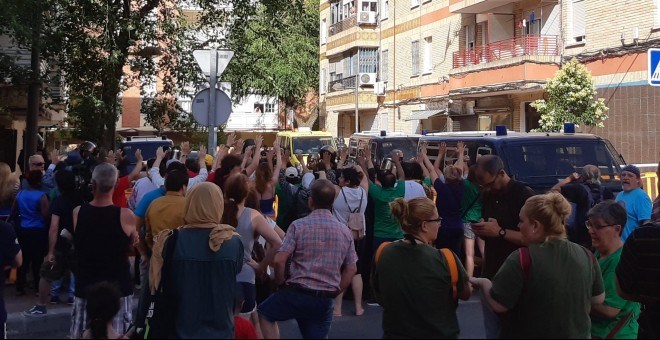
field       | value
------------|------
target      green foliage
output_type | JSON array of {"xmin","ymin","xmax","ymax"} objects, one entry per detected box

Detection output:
[
  {"xmin": 531, "ymin": 58, "xmax": 609, "ymax": 132},
  {"xmin": 221, "ymin": 0, "xmax": 320, "ymax": 108}
]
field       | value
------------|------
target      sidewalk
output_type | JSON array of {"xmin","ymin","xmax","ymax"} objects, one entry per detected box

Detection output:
[{"xmin": 4, "ymin": 285, "xmax": 139, "ymax": 339}]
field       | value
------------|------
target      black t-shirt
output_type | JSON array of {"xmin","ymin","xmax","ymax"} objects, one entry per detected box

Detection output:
[
  {"xmin": 1, "ymin": 221, "xmax": 21, "ymax": 323},
  {"xmin": 616, "ymin": 223, "xmax": 660, "ymax": 338},
  {"xmin": 481, "ymin": 180, "xmax": 535, "ymax": 279},
  {"xmin": 50, "ymin": 195, "xmax": 78, "ymax": 253}
]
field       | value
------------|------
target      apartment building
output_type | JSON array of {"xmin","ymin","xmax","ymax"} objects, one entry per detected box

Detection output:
[{"xmin": 320, "ymin": 0, "xmax": 660, "ymax": 164}]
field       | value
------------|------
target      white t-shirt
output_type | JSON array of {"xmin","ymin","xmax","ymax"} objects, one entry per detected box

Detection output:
[{"xmin": 404, "ymin": 180, "xmax": 426, "ymax": 199}]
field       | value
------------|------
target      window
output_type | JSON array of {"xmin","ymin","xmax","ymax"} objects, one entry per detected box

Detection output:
[
  {"xmin": 381, "ymin": 0, "xmax": 389, "ymax": 20},
  {"xmin": 411, "ymin": 0, "xmax": 420, "ymax": 8},
  {"xmin": 321, "ymin": 19, "xmax": 327, "ymax": 45},
  {"xmin": 331, "ymin": 1, "xmax": 355, "ymax": 24},
  {"xmin": 265, "ymin": 103, "xmax": 276, "ymax": 113},
  {"xmin": 465, "ymin": 25, "xmax": 475, "ymax": 50},
  {"xmin": 381, "ymin": 49, "xmax": 389, "ymax": 82},
  {"xmin": 360, "ymin": 0, "xmax": 377, "ymax": 12},
  {"xmin": 359, "ymin": 47, "xmax": 378, "ymax": 74},
  {"xmin": 571, "ymin": 0, "xmax": 585, "ymax": 43},
  {"xmin": 411, "ymin": 40, "xmax": 420, "ymax": 76},
  {"xmin": 423, "ymin": 36, "xmax": 433, "ymax": 74},
  {"xmin": 320, "ymin": 68, "xmax": 326, "ymax": 94}
]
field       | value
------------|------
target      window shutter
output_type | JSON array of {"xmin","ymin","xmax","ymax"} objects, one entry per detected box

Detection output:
[{"xmin": 573, "ymin": 0, "xmax": 585, "ymax": 39}]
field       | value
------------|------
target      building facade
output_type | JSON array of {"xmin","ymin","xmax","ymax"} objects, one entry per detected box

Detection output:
[{"xmin": 319, "ymin": 0, "xmax": 660, "ymax": 164}]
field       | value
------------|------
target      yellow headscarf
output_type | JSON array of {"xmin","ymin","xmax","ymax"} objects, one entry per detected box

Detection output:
[{"xmin": 150, "ymin": 182, "xmax": 239, "ymax": 293}]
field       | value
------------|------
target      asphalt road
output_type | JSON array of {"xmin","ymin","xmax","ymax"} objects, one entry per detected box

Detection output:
[{"xmin": 23, "ymin": 291, "xmax": 486, "ymax": 339}]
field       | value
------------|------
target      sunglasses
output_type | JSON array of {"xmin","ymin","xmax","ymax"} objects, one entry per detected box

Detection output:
[{"xmin": 31, "ymin": 162, "xmax": 45, "ymax": 166}]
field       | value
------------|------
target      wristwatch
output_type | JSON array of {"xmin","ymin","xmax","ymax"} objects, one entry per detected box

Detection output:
[{"xmin": 498, "ymin": 228, "xmax": 507, "ymax": 239}]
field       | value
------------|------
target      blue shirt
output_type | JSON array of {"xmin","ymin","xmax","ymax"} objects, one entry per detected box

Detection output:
[
  {"xmin": 616, "ymin": 188, "xmax": 652, "ymax": 241},
  {"xmin": 133, "ymin": 186, "xmax": 166, "ymax": 219},
  {"xmin": 16, "ymin": 190, "xmax": 46, "ymax": 229}
]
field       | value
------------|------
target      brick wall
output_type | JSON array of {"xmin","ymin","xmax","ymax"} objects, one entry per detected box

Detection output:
[{"xmin": 590, "ymin": 85, "xmax": 660, "ymax": 164}]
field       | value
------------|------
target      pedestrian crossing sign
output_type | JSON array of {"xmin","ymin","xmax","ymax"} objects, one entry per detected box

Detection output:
[{"xmin": 648, "ymin": 48, "xmax": 660, "ymax": 86}]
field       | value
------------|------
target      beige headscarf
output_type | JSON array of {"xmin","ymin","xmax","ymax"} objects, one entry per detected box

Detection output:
[{"xmin": 150, "ymin": 182, "xmax": 239, "ymax": 292}]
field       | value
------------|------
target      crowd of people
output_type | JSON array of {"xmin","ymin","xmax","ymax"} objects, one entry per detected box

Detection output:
[{"xmin": 1, "ymin": 134, "xmax": 659, "ymax": 339}]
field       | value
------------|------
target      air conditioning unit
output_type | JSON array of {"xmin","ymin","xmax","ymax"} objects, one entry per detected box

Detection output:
[
  {"xmin": 373, "ymin": 81, "xmax": 386, "ymax": 96},
  {"xmin": 359, "ymin": 73, "xmax": 377, "ymax": 86},
  {"xmin": 357, "ymin": 11, "xmax": 377, "ymax": 25}
]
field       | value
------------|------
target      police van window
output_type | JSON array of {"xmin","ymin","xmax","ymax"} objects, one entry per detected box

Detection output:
[
  {"xmin": 292, "ymin": 137, "xmax": 333, "ymax": 154},
  {"xmin": 504, "ymin": 141, "xmax": 620, "ymax": 183},
  {"xmin": 371, "ymin": 142, "xmax": 377, "ymax": 160},
  {"xmin": 348, "ymin": 138, "xmax": 359, "ymax": 158}
]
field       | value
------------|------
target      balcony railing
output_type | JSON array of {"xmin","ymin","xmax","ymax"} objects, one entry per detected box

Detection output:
[
  {"xmin": 328, "ymin": 75, "xmax": 357, "ymax": 93},
  {"xmin": 329, "ymin": 15, "xmax": 357, "ymax": 37},
  {"xmin": 452, "ymin": 35, "xmax": 559, "ymax": 69}
]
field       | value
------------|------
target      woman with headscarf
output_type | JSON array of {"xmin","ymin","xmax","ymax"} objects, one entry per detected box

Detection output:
[{"xmin": 150, "ymin": 182, "xmax": 244, "ymax": 338}]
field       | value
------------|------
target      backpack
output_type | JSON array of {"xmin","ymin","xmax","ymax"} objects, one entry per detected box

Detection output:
[
  {"xmin": 278, "ymin": 185, "xmax": 302, "ymax": 232},
  {"xmin": 374, "ymin": 241, "xmax": 459, "ymax": 302},
  {"xmin": 341, "ymin": 188, "xmax": 365, "ymax": 241},
  {"xmin": 419, "ymin": 180, "xmax": 435, "ymax": 201}
]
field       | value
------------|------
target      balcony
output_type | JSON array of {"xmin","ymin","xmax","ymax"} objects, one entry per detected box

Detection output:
[
  {"xmin": 452, "ymin": 35, "xmax": 559, "ymax": 69},
  {"xmin": 329, "ymin": 16, "xmax": 356, "ymax": 37},
  {"xmin": 328, "ymin": 75, "xmax": 357, "ymax": 93},
  {"xmin": 449, "ymin": 0, "xmax": 516, "ymax": 14}
]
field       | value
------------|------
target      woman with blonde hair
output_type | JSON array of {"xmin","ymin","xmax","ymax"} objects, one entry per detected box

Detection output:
[
  {"xmin": 372, "ymin": 197, "xmax": 471, "ymax": 339},
  {"xmin": 0, "ymin": 162, "xmax": 19, "ymax": 216},
  {"xmin": 470, "ymin": 192, "xmax": 606, "ymax": 338}
]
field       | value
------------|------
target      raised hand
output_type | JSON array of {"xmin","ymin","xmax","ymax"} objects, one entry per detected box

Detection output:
[
  {"xmin": 49, "ymin": 149, "xmax": 60, "ymax": 165},
  {"xmin": 156, "ymin": 146, "xmax": 165, "ymax": 160},
  {"xmin": 198, "ymin": 145, "xmax": 207, "ymax": 162},
  {"xmin": 135, "ymin": 149, "xmax": 143, "ymax": 164},
  {"xmin": 255, "ymin": 134, "xmax": 264, "ymax": 147},
  {"xmin": 439, "ymin": 142, "xmax": 447, "ymax": 155},
  {"xmin": 105, "ymin": 150, "xmax": 116, "ymax": 164},
  {"xmin": 225, "ymin": 132, "xmax": 236, "ymax": 148},
  {"xmin": 181, "ymin": 141, "xmax": 191, "ymax": 155}
]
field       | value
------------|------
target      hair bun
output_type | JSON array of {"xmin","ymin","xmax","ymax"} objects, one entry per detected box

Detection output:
[
  {"xmin": 389, "ymin": 198, "xmax": 409, "ymax": 226},
  {"xmin": 548, "ymin": 192, "xmax": 571, "ymax": 219}
]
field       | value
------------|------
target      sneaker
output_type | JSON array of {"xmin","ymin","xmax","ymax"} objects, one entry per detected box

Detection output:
[
  {"xmin": 67, "ymin": 297, "xmax": 75, "ymax": 305},
  {"xmin": 366, "ymin": 299, "xmax": 380, "ymax": 306},
  {"xmin": 50, "ymin": 296, "xmax": 61, "ymax": 304},
  {"xmin": 24, "ymin": 305, "xmax": 47, "ymax": 317}
]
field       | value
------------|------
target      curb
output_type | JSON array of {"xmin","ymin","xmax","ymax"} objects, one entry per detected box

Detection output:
[{"xmin": 6, "ymin": 308, "xmax": 71, "ymax": 339}]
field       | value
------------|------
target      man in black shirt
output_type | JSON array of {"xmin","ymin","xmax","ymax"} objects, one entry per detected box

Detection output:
[{"xmin": 471, "ymin": 155, "xmax": 535, "ymax": 339}]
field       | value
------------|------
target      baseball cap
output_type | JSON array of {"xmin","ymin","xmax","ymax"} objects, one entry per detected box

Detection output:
[
  {"xmin": 285, "ymin": 167, "xmax": 299, "ymax": 178},
  {"xmin": 621, "ymin": 164, "xmax": 641, "ymax": 178}
]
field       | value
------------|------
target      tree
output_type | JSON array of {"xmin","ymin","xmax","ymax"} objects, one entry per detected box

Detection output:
[
  {"xmin": 220, "ymin": 0, "xmax": 320, "ymax": 109},
  {"xmin": 531, "ymin": 58, "xmax": 609, "ymax": 132}
]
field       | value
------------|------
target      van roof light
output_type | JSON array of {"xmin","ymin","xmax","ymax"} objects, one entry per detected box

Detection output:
[
  {"xmin": 495, "ymin": 125, "xmax": 508, "ymax": 136},
  {"xmin": 564, "ymin": 123, "xmax": 576, "ymax": 134}
]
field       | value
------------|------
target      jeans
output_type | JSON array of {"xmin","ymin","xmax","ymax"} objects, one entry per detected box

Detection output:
[
  {"xmin": 50, "ymin": 273, "xmax": 75, "ymax": 298},
  {"xmin": 258, "ymin": 289, "xmax": 334, "ymax": 339}
]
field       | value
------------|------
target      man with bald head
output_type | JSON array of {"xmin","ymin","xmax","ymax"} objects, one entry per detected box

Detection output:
[
  {"xmin": 20, "ymin": 154, "xmax": 56, "ymax": 192},
  {"xmin": 258, "ymin": 179, "xmax": 358, "ymax": 339},
  {"xmin": 470, "ymin": 155, "xmax": 535, "ymax": 339}
]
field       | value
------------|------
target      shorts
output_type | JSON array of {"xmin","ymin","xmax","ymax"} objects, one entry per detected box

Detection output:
[
  {"xmin": 70, "ymin": 295, "xmax": 133, "ymax": 339},
  {"xmin": 40, "ymin": 250, "xmax": 76, "ymax": 283},
  {"xmin": 464, "ymin": 222, "xmax": 476, "ymax": 240},
  {"xmin": 239, "ymin": 282, "xmax": 257, "ymax": 314}
]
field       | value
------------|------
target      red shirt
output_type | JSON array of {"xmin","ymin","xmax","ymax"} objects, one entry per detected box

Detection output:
[
  {"xmin": 234, "ymin": 316, "xmax": 258, "ymax": 339},
  {"xmin": 207, "ymin": 171, "xmax": 216, "ymax": 183},
  {"xmin": 112, "ymin": 176, "xmax": 130, "ymax": 208}
]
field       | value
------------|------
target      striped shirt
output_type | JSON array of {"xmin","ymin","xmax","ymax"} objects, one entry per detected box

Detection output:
[{"xmin": 279, "ymin": 209, "xmax": 357, "ymax": 292}]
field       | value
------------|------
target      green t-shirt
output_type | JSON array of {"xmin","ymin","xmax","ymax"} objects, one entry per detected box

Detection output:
[
  {"xmin": 490, "ymin": 238, "xmax": 605, "ymax": 339},
  {"xmin": 373, "ymin": 241, "xmax": 469, "ymax": 339},
  {"xmin": 461, "ymin": 179, "xmax": 482, "ymax": 223},
  {"xmin": 591, "ymin": 247, "xmax": 640, "ymax": 339},
  {"xmin": 369, "ymin": 181, "xmax": 405, "ymax": 239}
]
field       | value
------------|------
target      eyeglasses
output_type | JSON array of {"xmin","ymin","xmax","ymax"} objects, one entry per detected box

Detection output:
[
  {"xmin": 31, "ymin": 162, "xmax": 45, "ymax": 166},
  {"xmin": 424, "ymin": 218, "xmax": 442, "ymax": 224},
  {"xmin": 585, "ymin": 221, "xmax": 618, "ymax": 231}
]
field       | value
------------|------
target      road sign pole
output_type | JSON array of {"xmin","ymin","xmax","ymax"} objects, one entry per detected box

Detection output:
[{"xmin": 208, "ymin": 49, "xmax": 218, "ymax": 154}]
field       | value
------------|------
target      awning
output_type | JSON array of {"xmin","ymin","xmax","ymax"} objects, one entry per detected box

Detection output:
[{"xmin": 406, "ymin": 109, "xmax": 446, "ymax": 121}]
